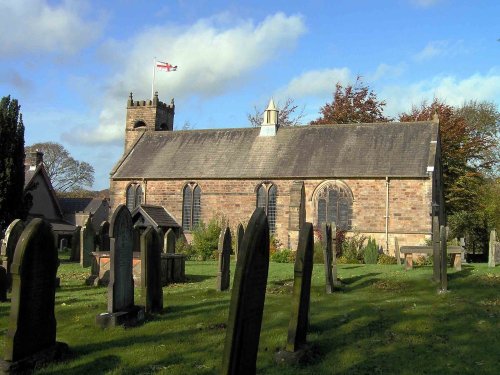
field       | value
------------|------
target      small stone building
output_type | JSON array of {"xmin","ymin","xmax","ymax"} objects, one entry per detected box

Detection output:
[{"xmin": 109, "ymin": 93, "xmax": 444, "ymax": 254}]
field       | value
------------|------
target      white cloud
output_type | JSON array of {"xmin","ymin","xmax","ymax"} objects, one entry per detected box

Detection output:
[
  {"xmin": 65, "ymin": 12, "xmax": 306, "ymax": 144},
  {"xmin": 0, "ymin": 0, "xmax": 103, "ymax": 57},
  {"xmin": 276, "ymin": 68, "xmax": 351, "ymax": 99},
  {"xmin": 414, "ymin": 40, "xmax": 467, "ymax": 61},
  {"xmin": 382, "ymin": 71, "xmax": 500, "ymax": 116},
  {"xmin": 369, "ymin": 63, "xmax": 406, "ymax": 81}
]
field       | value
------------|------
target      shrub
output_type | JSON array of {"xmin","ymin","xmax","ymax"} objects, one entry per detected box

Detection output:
[
  {"xmin": 269, "ymin": 235, "xmax": 282, "ymax": 256},
  {"xmin": 337, "ymin": 255, "xmax": 360, "ymax": 264},
  {"xmin": 270, "ymin": 248, "xmax": 295, "ymax": 263},
  {"xmin": 191, "ymin": 218, "xmax": 222, "ymax": 260},
  {"xmin": 313, "ymin": 242, "xmax": 325, "ymax": 264},
  {"xmin": 363, "ymin": 238, "xmax": 379, "ymax": 264},
  {"xmin": 341, "ymin": 232, "xmax": 366, "ymax": 261},
  {"xmin": 377, "ymin": 253, "xmax": 397, "ymax": 264},
  {"xmin": 176, "ymin": 238, "xmax": 196, "ymax": 259}
]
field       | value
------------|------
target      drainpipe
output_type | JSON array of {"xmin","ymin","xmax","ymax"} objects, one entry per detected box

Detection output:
[{"xmin": 385, "ymin": 176, "xmax": 390, "ymax": 253}]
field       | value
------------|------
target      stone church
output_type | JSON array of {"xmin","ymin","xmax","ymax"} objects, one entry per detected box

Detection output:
[{"xmin": 109, "ymin": 92, "xmax": 444, "ymax": 254}]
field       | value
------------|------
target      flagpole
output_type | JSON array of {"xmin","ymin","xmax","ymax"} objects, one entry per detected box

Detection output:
[{"xmin": 151, "ymin": 57, "xmax": 156, "ymax": 100}]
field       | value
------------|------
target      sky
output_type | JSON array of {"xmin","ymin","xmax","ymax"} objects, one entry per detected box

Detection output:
[{"xmin": 1, "ymin": 0, "xmax": 499, "ymax": 190}]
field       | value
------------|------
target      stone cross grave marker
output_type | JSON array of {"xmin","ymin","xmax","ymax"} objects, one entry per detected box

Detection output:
[
  {"xmin": 235, "ymin": 223, "xmax": 244, "ymax": 262},
  {"xmin": 221, "ymin": 208, "xmax": 270, "ymax": 375},
  {"xmin": 96, "ymin": 205, "xmax": 144, "ymax": 328},
  {"xmin": 70, "ymin": 226, "xmax": 81, "ymax": 262},
  {"xmin": 1, "ymin": 219, "xmax": 24, "ymax": 291},
  {"xmin": 164, "ymin": 228, "xmax": 176, "ymax": 254},
  {"xmin": 140, "ymin": 226, "xmax": 163, "ymax": 314},
  {"xmin": 286, "ymin": 222, "xmax": 314, "ymax": 352},
  {"xmin": 99, "ymin": 221, "xmax": 110, "ymax": 252},
  {"xmin": 0, "ymin": 219, "xmax": 68, "ymax": 372},
  {"xmin": 80, "ymin": 217, "xmax": 95, "ymax": 268},
  {"xmin": 432, "ymin": 216, "xmax": 441, "ymax": 283},
  {"xmin": 321, "ymin": 223, "xmax": 334, "ymax": 294},
  {"xmin": 488, "ymin": 230, "xmax": 499, "ymax": 268},
  {"xmin": 439, "ymin": 225, "xmax": 448, "ymax": 292},
  {"xmin": 217, "ymin": 226, "xmax": 232, "ymax": 291}
]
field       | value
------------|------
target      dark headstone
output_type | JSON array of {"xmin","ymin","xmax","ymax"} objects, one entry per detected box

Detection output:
[
  {"xmin": 321, "ymin": 223, "xmax": 334, "ymax": 294},
  {"xmin": 235, "ymin": 223, "xmax": 244, "ymax": 262},
  {"xmin": 0, "ymin": 266, "xmax": 7, "ymax": 302},
  {"xmin": 331, "ymin": 222, "xmax": 340, "ymax": 286},
  {"xmin": 133, "ymin": 225, "xmax": 141, "ymax": 252},
  {"xmin": 140, "ymin": 226, "xmax": 163, "ymax": 314},
  {"xmin": 99, "ymin": 221, "xmax": 110, "ymax": 252},
  {"xmin": 1, "ymin": 218, "xmax": 68, "ymax": 371},
  {"xmin": 80, "ymin": 217, "xmax": 95, "ymax": 268},
  {"xmin": 70, "ymin": 226, "xmax": 81, "ymax": 262},
  {"xmin": 156, "ymin": 228, "xmax": 165, "ymax": 253},
  {"xmin": 96, "ymin": 205, "xmax": 144, "ymax": 328},
  {"xmin": 286, "ymin": 222, "xmax": 314, "ymax": 352},
  {"xmin": 164, "ymin": 228, "xmax": 176, "ymax": 254},
  {"xmin": 439, "ymin": 225, "xmax": 448, "ymax": 292},
  {"xmin": 432, "ymin": 216, "xmax": 440, "ymax": 282},
  {"xmin": 217, "ymin": 226, "xmax": 232, "ymax": 291},
  {"xmin": 221, "ymin": 208, "xmax": 270, "ymax": 375}
]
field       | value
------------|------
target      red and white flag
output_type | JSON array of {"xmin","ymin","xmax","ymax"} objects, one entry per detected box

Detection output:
[{"xmin": 156, "ymin": 61, "xmax": 178, "ymax": 72}]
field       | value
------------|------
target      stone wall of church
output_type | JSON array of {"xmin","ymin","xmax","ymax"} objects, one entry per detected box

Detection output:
[{"xmin": 110, "ymin": 176, "xmax": 433, "ymax": 255}]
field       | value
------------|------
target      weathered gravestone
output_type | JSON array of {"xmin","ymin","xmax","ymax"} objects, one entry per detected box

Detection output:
[
  {"xmin": 330, "ymin": 222, "xmax": 341, "ymax": 287},
  {"xmin": 439, "ymin": 225, "xmax": 448, "ymax": 292},
  {"xmin": 234, "ymin": 223, "xmax": 244, "ymax": 262},
  {"xmin": 164, "ymin": 228, "xmax": 176, "ymax": 254},
  {"xmin": 394, "ymin": 237, "xmax": 401, "ymax": 265},
  {"xmin": 99, "ymin": 221, "xmax": 110, "ymax": 252},
  {"xmin": 276, "ymin": 222, "xmax": 315, "ymax": 366},
  {"xmin": 0, "ymin": 219, "xmax": 68, "ymax": 373},
  {"xmin": 321, "ymin": 223, "xmax": 334, "ymax": 294},
  {"xmin": 70, "ymin": 226, "xmax": 81, "ymax": 262},
  {"xmin": 156, "ymin": 228, "xmax": 165, "ymax": 252},
  {"xmin": 488, "ymin": 230, "xmax": 499, "ymax": 268},
  {"xmin": 217, "ymin": 226, "xmax": 232, "ymax": 291},
  {"xmin": 221, "ymin": 208, "xmax": 270, "ymax": 375},
  {"xmin": 140, "ymin": 226, "xmax": 163, "ymax": 314},
  {"xmin": 96, "ymin": 205, "xmax": 144, "ymax": 328},
  {"xmin": 80, "ymin": 217, "xmax": 95, "ymax": 268},
  {"xmin": 133, "ymin": 225, "xmax": 141, "ymax": 252},
  {"xmin": 432, "ymin": 216, "xmax": 441, "ymax": 282},
  {"xmin": 0, "ymin": 219, "xmax": 24, "ymax": 291}
]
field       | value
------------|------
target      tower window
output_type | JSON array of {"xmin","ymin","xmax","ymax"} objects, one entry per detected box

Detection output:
[
  {"xmin": 126, "ymin": 183, "xmax": 143, "ymax": 211},
  {"xmin": 256, "ymin": 182, "xmax": 277, "ymax": 234},
  {"xmin": 133, "ymin": 120, "xmax": 146, "ymax": 128},
  {"xmin": 182, "ymin": 183, "xmax": 201, "ymax": 231}
]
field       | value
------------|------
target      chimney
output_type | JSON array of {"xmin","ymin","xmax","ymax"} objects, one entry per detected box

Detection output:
[{"xmin": 25, "ymin": 150, "xmax": 44, "ymax": 171}]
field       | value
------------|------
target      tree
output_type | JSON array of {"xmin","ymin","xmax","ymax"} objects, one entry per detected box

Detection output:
[
  {"xmin": 0, "ymin": 96, "xmax": 28, "ymax": 232},
  {"xmin": 310, "ymin": 76, "xmax": 392, "ymax": 125},
  {"xmin": 25, "ymin": 142, "xmax": 94, "ymax": 192},
  {"xmin": 247, "ymin": 98, "xmax": 305, "ymax": 127}
]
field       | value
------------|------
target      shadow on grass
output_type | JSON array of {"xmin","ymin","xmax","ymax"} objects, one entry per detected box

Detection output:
[
  {"xmin": 341, "ymin": 265, "xmax": 363, "ymax": 270},
  {"xmin": 341, "ymin": 273, "xmax": 381, "ymax": 291},
  {"xmin": 40, "ymin": 355, "xmax": 121, "ymax": 375},
  {"xmin": 184, "ymin": 274, "xmax": 213, "ymax": 283}
]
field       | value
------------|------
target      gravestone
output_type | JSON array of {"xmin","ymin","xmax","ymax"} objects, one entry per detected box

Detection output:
[
  {"xmin": 140, "ymin": 226, "xmax": 163, "ymax": 314},
  {"xmin": 286, "ymin": 222, "xmax": 314, "ymax": 352},
  {"xmin": 320, "ymin": 223, "xmax": 334, "ymax": 293},
  {"xmin": 0, "ymin": 219, "xmax": 68, "ymax": 373},
  {"xmin": 99, "ymin": 221, "xmax": 110, "ymax": 252},
  {"xmin": 221, "ymin": 208, "xmax": 270, "ymax": 375},
  {"xmin": 330, "ymin": 222, "xmax": 340, "ymax": 286},
  {"xmin": 96, "ymin": 205, "xmax": 144, "ymax": 328},
  {"xmin": 217, "ymin": 226, "xmax": 232, "ymax": 291},
  {"xmin": 0, "ymin": 267, "xmax": 7, "ymax": 302},
  {"xmin": 156, "ymin": 228, "xmax": 165, "ymax": 253},
  {"xmin": 80, "ymin": 217, "xmax": 95, "ymax": 268},
  {"xmin": 439, "ymin": 225, "xmax": 448, "ymax": 292},
  {"xmin": 432, "ymin": 216, "xmax": 441, "ymax": 282},
  {"xmin": 70, "ymin": 226, "xmax": 81, "ymax": 262},
  {"xmin": 1, "ymin": 219, "xmax": 24, "ymax": 290},
  {"xmin": 234, "ymin": 223, "xmax": 244, "ymax": 262},
  {"xmin": 488, "ymin": 230, "xmax": 499, "ymax": 268},
  {"xmin": 59, "ymin": 238, "xmax": 68, "ymax": 252},
  {"xmin": 133, "ymin": 225, "xmax": 141, "ymax": 252},
  {"xmin": 394, "ymin": 237, "xmax": 401, "ymax": 265},
  {"xmin": 164, "ymin": 228, "xmax": 176, "ymax": 254}
]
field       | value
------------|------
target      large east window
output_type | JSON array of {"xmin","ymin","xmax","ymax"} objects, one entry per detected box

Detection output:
[
  {"xmin": 256, "ymin": 182, "xmax": 277, "ymax": 234},
  {"xmin": 315, "ymin": 181, "xmax": 352, "ymax": 230},
  {"xmin": 182, "ymin": 183, "xmax": 201, "ymax": 231}
]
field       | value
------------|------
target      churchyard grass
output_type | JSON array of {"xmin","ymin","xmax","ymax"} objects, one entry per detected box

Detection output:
[{"xmin": 0, "ymin": 258, "xmax": 499, "ymax": 374}]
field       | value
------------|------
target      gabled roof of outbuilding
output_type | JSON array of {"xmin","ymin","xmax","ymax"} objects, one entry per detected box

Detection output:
[
  {"xmin": 111, "ymin": 121, "xmax": 439, "ymax": 180},
  {"xmin": 131, "ymin": 205, "xmax": 180, "ymax": 228}
]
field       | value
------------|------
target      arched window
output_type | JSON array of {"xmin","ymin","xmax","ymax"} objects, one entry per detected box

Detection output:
[
  {"xmin": 182, "ymin": 183, "xmax": 202, "ymax": 231},
  {"xmin": 256, "ymin": 182, "xmax": 277, "ymax": 234},
  {"xmin": 126, "ymin": 183, "xmax": 143, "ymax": 211},
  {"xmin": 133, "ymin": 120, "xmax": 146, "ymax": 128},
  {"xmin": 315, "ymin": 181, "xmax": 353, "ymax": 230}
]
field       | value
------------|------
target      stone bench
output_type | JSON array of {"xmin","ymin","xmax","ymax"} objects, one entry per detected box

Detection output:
[{"xmin": 400, "ymin": 246, "xmax": 464, "ymax": 271}]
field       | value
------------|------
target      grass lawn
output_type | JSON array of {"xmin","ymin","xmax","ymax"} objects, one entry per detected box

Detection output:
[{"xmin": 1, "ymin": 258, "xmax": 499, "ymax": 374}]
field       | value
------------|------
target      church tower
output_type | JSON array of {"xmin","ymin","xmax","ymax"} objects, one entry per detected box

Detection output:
[{"xmin": 124, "ymin": 91, "xmax": 175, "ymax": 152}]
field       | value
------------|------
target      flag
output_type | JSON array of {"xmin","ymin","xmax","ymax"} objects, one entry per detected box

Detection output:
[{"xmin": 156, "ymin": 61, "xmax": 177, "ymax": 72}]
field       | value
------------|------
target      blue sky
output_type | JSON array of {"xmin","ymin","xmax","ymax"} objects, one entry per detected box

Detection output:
[{"xmin": 1, "ymin": 0, "xmax": 499, "ymax": 190}]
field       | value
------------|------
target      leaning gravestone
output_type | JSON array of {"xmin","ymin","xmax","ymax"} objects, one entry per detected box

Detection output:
[
  {"xmin": 1, "ymin": 219, "xmax": 25, "ymax": 290},
  {"xmin": 96, "ymin": 205, "xmax": 144, "ymax": 328},
  {"xmin": 321, "ymin": 223, "xmax": 334, "ymax": 294},
  {"xmin": 439, "ymin": 225, "xmax": 448, "ymax": 292},
  {"xmin": 221, "ymin": 208, "xmax": 270, "ymax": 375},
  {"xmin": 140, "ymin": 226, "xmax": 163, "ymax": 314},
  {"xmin": 234, "ymin": 223, "xmax": 244, "ymax": 262},
  {"xmin": 70, "ymin": 226, "xmax": 81, "ymax": 262},
  {"xmin": 217, "ymin": 226, "xmax": 232, "ymax": 291},
  {"xmin": 0, "ymin": 219, "xmax": 68, "ymax": 373},
  {"xmin": 99, "ymin": 221, "xmax": 110, "ymax": 252},
  {"xmin": 164, "ymin": 228, "xmax": 176, "ymax": 254},
  {"xmin": 80, "ymin": 217, "xmax": 95, "ymax": 268}
]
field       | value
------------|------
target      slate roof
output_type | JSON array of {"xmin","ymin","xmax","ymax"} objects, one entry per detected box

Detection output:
[
  {"xmin": 131, "ymin": 205, "xmax": 180, "ymax": 228},
  {"xmin": 111, "ymin": 121, "xmax": 438, "ymax": 180},
  {"xmin": 59, "ymin": 198, "xmax": 106, "ymax": 214}
]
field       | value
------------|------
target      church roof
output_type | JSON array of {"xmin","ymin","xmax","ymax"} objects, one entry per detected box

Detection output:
[{"xmin": 111, "ymin": 121, "xmax": 439, "ymax": 180}]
